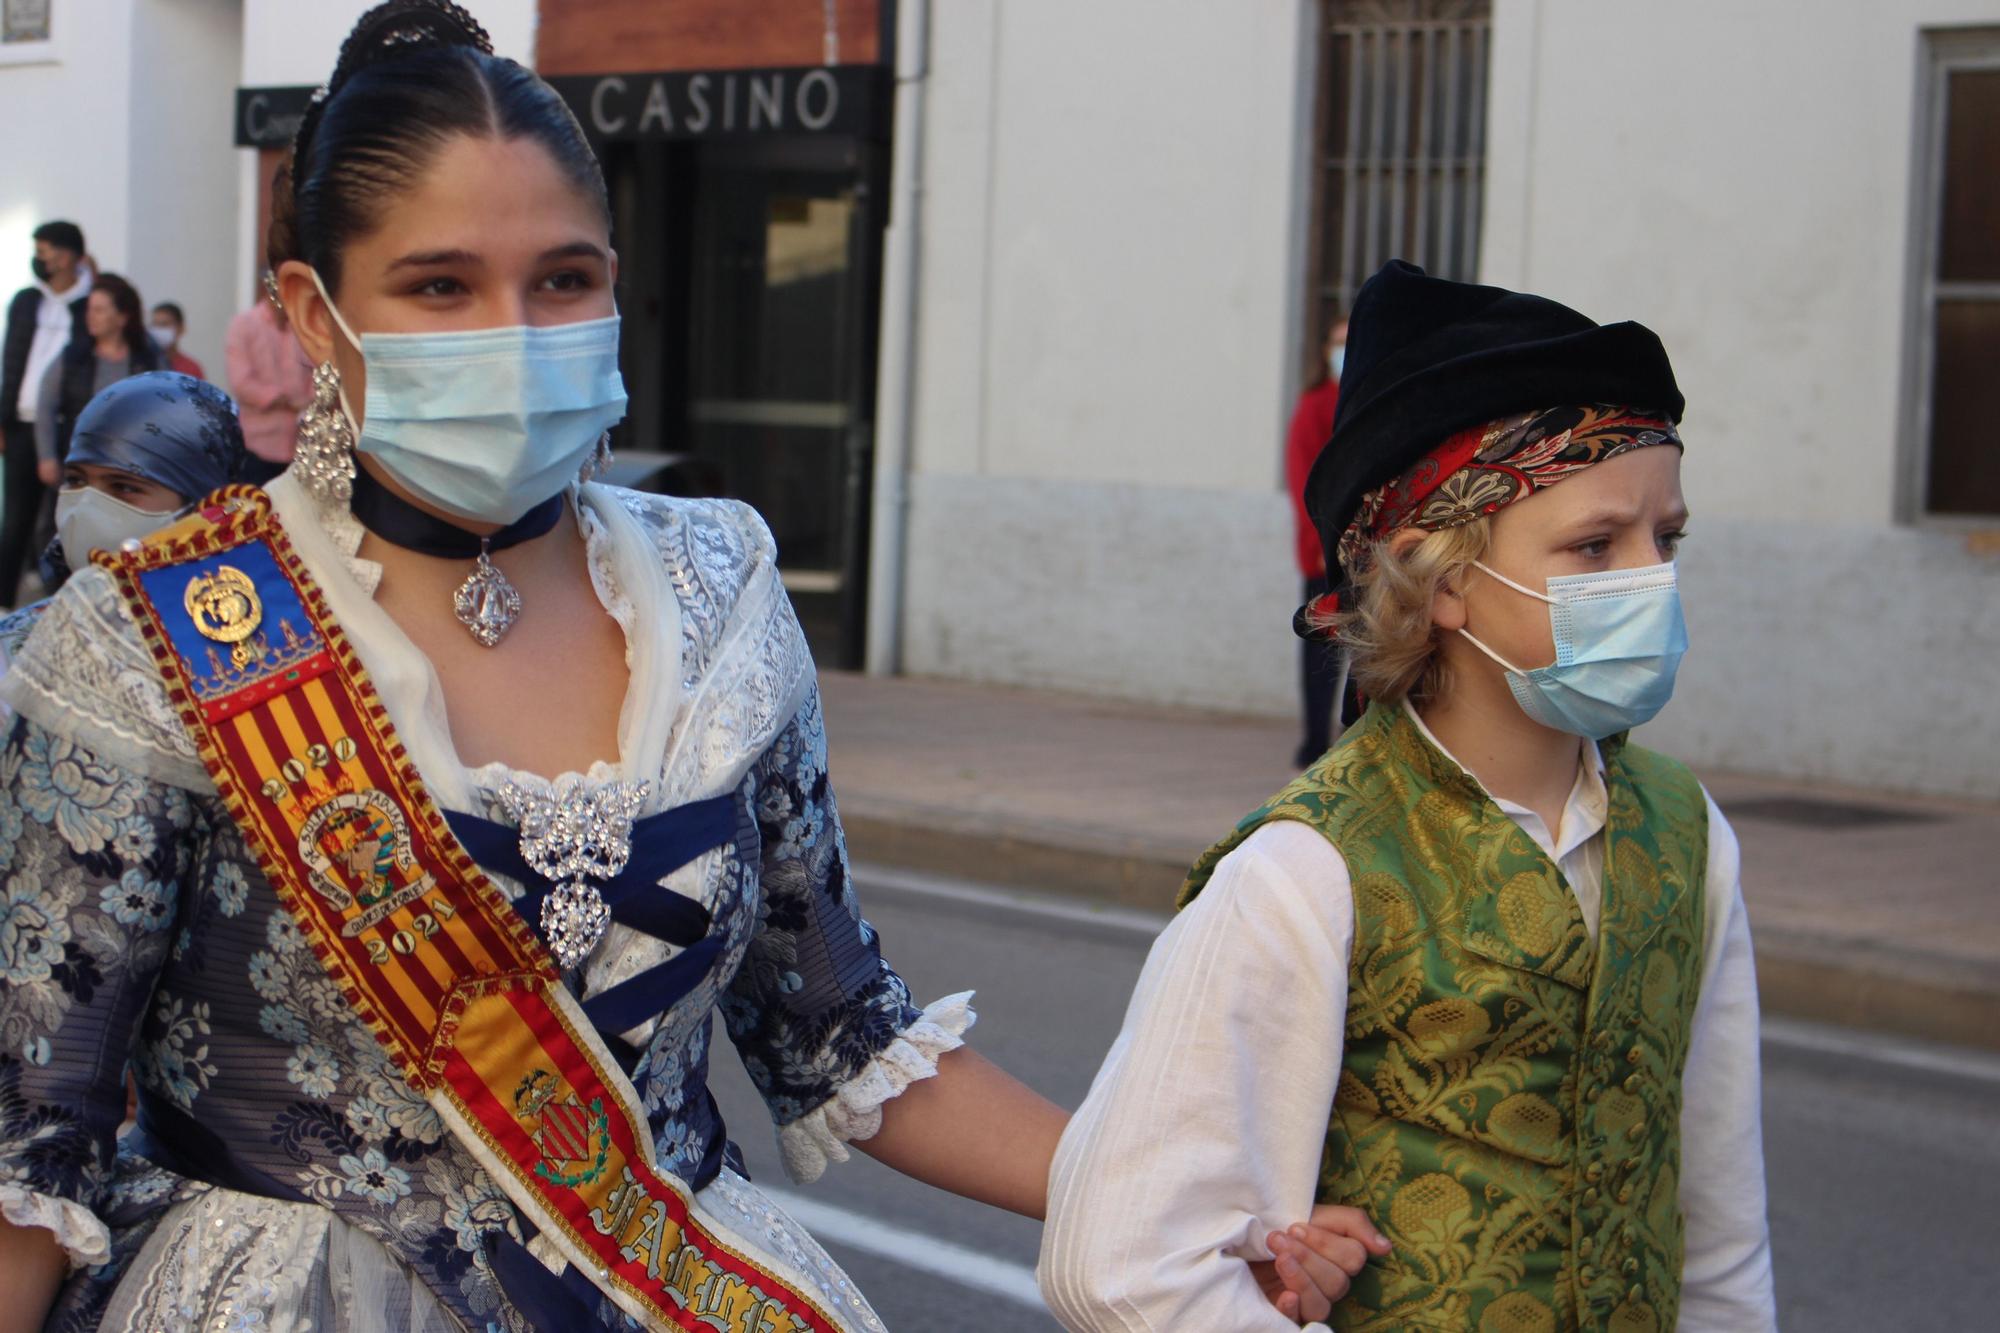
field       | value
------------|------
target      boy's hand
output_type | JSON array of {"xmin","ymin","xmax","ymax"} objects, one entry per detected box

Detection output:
[{"xmin": 1251, "ymin": 1204, "xmax": 1392, "ymax": 1324}]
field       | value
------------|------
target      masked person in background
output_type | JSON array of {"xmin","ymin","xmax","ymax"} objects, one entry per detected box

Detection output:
[
  {"xmin": 0, "ymin": 6, "xmax": 1360, "ymax": 1330},
  {"xmin": 1042, "ymin": 262, "xmax": 1776, "ymax": 1332},
  {"xmin": 34, "ymin": 273, "xmax": 163, "ymax": 472},
  {"xmin": 0, "ymin": 220, "xmax": 92, "ymax": 607},
  {"xmin": 149, "ymin": 302, "xmax": 208, "ymax": 381},
  {"xmin": 0, "ymin": 370, "xmax": 246, "ymax": 717}
]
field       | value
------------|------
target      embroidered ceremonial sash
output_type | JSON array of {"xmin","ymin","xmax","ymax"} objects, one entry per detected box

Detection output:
[{"xmin": 100, "ymin": 488, "xmax": 845, "ymax": 1333}]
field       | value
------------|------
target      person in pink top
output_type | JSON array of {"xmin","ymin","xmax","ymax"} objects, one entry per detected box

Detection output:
[{"xmin": 224, "ymin": 286, "xmax": 313, "ymax": 484}]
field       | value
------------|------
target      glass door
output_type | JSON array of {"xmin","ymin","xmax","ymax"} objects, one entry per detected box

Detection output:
[{"xmin": 683, "ymin": 138, "xmax": 883, "ymax": 666}]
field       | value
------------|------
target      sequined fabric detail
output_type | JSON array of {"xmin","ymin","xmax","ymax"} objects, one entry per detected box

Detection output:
[
  {"xmin": 700, "ymin": 1169, "xmax": 887, "ymax": 1332},
  {"xmin": 495, "ymin": 777, "xmax": 650, "ymax": 968}
]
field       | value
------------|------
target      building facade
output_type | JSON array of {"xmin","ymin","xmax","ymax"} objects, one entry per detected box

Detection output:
[
  {"xmin": 4, "ymin": 0, "xmax": 1993, "ymax": 796},
  {"xmin": 1478, "ymin": 0, "xmax": 2000, "ymax": 799},
  {"xmin": 891, "ymin": 0, "xmax": 2000, "ymax": 799},
  {"xmin": 1, "ymin": 0, "xmax": 243, "ymax": 378}
]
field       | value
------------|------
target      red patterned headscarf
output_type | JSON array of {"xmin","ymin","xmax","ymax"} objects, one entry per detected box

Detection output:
[
  {"xmin": 1306, "ymin": 403, "xmax": 1680, "ymax": 631},
  {"xmin": 1336, "ymin": 403, "xmax": 1678, "ymax": 577}
]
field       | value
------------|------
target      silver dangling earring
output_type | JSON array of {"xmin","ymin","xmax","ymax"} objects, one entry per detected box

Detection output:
[
  {"xmin": 578, "ymin": 431, "xmax": 613, "ymax": 485},
  {"xmin": 295, "ymin": 362, "xmax": 357, "ymax": 505}
]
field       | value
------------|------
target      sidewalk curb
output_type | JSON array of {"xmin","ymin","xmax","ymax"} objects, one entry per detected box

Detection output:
[
  {"xmin": 1748, "ymin": 942, "xmax": 2000, "ymax": 1054},
  {"xmin": 842, "ymin": 807, "xmax": 2000, "ymax": 1054},
  {"xmin": 841, "ymin": 807, "xmax": 1192, "ymax": 911}
]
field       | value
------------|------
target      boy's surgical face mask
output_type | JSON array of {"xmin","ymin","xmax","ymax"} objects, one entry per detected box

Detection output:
[
  {"xmin": 310, "ymin": 269, "xmax": 628, "ymax": 526},
  {"xmin": 1328, "ymin": 343, "xmax": 1346, "ymax": 380},
  {"xmin": 1457, "ymin": 559, "xmax": 1688, "ymax": 740},
  {"xmin": 55, "ymin": 485, "xmax": 180, "ymax": 560},
  {"xmin": 148, "ymin": 323, "xmax": 177, "ymax": 349}
]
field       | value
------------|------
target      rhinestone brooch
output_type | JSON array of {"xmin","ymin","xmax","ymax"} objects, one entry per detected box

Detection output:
[{"xmin": 496, "ymin": 779, "xmax": 652, "ymax": 969}]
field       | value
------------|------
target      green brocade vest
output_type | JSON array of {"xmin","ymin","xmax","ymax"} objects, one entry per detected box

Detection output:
[{"xmin": 1181, "ymin": 703, "xmax": 1708, "ymax": 1333}]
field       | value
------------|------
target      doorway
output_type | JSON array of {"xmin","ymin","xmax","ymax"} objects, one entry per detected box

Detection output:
[{"xmin": 605, "ymin": 135, "xmax": 885, "ymax": 668}]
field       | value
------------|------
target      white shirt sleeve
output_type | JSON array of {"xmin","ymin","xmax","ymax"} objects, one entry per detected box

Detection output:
[
  {"xmin": 1038, "ymin": 820, "xmax": 1354, "ymax": 1333},
  {"xmin": 1676, "ymin": 795, "xmax": 1778, "ymax": 1331}
]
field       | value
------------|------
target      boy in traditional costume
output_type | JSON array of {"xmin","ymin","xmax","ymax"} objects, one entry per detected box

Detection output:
[{"xmin": 1041, "ymin": 262, "xmax": 1776, "ymax": 1331}]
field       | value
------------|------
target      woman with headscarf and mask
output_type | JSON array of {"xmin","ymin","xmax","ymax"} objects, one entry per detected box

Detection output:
[{"xmin": 0, "ymin": 370, "xmax": 246, "ymax": 694}]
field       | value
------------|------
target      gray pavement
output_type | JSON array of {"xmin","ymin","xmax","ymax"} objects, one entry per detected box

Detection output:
[
  {"xmin": 710, "ymin": 870, "xmax": 2000, "ymax": 1332},
  {"xmin": 818, "ymin": 671, "xmax": 2000, "ymax": 1051}
]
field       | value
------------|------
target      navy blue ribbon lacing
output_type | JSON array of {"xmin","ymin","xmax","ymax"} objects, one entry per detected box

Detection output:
[{"xmin": 443, "ymin": 792, "xmax": 737, "ymax": 1036}]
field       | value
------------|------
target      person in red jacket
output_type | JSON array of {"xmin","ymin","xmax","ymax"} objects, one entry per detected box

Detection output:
[{"xmin": 1285, "ymin": 315, "xmax": 1352, "ymax": 765}]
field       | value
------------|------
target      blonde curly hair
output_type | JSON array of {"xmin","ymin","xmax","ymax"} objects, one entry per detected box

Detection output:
[{"xmin": 1313, "ymin": 519, "xmax": 1493, "ymax": 708}]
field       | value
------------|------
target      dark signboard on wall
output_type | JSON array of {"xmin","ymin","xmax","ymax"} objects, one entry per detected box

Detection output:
[{"xmin": 233, "ymin": 85, "xmax": 317, "ymax": 149}]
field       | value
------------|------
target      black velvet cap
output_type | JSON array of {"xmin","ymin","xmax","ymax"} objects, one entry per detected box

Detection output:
[{"xmin": 1303, "ymin": 261, "xmax": 1684, "ymax": 599}]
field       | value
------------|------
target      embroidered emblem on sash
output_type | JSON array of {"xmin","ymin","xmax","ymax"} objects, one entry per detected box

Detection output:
[
  {"xmin": 184, "ymin": 563, "xmax": 264, "ymax": 665},
  {"xmin": 101, "ymin": 489, "xmax": 847, "ymax": 1333},
  {"xmin": 517, "ymin": 1068, "xmax": 612, "ymax": 1186},
  {"xmin": 297, "ymin": 790, "xmax": 439, "ymax": 933}
]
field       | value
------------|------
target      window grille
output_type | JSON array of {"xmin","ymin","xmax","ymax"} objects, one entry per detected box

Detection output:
[
  {"xmin": 1908, "ymin": 28, "xmax": 2000, "ymax": 520},
  {"xmin": 1309, "ymin": 0, "xmax": 1491, "ymax": 347}
]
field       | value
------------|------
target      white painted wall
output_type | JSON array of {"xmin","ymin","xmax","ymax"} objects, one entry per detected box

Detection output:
[
  {"xmin": 0, "ymin": 1, "xmax": 139, "ymax": 341},
  {"xmin": 894, "ymin": 0, "xmax": 1999, "ymax": 797},
  {"xmin": 0, "ymin": 1, "xmax": 241, "ymax": 381},
  {"xmin": 900, "ymin": 0, "xmax": 1319, "ymax": 715},
  {"xmin": 129, "ymin": 0, "xmax": 243, "ymax": 377},
  {"xmin": 238, "ymin": 0, "xmax": 534, "ymax": 87},
  {"xmin": 1483, "ymin": 0, "xmax": 2000, "ymax": 797}
]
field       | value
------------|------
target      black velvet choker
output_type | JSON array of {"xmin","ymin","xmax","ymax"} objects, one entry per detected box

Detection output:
[{"xmin": 348, "ymin": 463, "xmax": 565, "ymax": 560}]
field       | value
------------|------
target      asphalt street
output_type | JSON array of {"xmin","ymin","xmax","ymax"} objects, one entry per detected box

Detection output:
[{"xmin": 709, "ymin": 870, "xmax": 2000, "ymax": 1332}]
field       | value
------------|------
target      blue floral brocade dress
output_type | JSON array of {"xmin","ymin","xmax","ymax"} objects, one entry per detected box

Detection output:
[{"xmin": 0, "ymin": 471, "xmax": 972, "ymax": 1331}]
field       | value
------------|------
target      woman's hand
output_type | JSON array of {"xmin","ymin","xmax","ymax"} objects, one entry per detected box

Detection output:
[
  {"xmin": 1250, "ymin": 1204, "xmax": 1392, "ymax": 1324},
  {"xmin": 37, "ymin": 459, "xmax": 58, "ymax": 486}
]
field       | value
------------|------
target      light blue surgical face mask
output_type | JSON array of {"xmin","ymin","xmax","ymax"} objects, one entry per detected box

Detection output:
[
  {"xmin": 1458, "ymin": 559, "xmax": 1688, "ymax": 740},
  {"xmin": 311, "ymin": 270, "xmax": 628, "ymax": 525}
]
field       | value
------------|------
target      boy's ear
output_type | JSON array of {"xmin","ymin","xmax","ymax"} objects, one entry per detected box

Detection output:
[
  {"xmin": 1385, "ymin": 527, "xmax": 1427, "ymax": 563},
  {"xmin": 1378, "ymin": 527, "xmax": 1468, "ymax": 633},
  {"xmin": 1432, "ymin": 575, "xmax": 1469, "ymax": 633}
]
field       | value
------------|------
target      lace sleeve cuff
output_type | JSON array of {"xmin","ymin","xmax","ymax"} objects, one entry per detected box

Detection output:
[
  {"xmin": 776, "ymin": 991, "xmax": 977, "ymax": 1185},
  {"xmin": 0, "ymin": 1182, "xmax": 112, "ymax": 1269}
]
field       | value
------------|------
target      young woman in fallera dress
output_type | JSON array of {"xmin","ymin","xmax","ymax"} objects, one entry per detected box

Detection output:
[{"xmin": 0, "ymin": 5, "xmax": 1372, "ymax": 1329}]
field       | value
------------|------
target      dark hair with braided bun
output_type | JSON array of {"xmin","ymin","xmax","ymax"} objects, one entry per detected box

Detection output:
[{"xmin": 267, "ymin": 0, "xmax": 607, "ymax": 292}]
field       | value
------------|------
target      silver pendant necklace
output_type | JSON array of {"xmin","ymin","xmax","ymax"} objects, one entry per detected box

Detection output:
[
  {"xmin": 347, "ymin": 465, "xmax": 564, "ymax": 650},
  {"xmin": 453, "ymin": 539, "xmax": 523, "ymax": 648}
]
